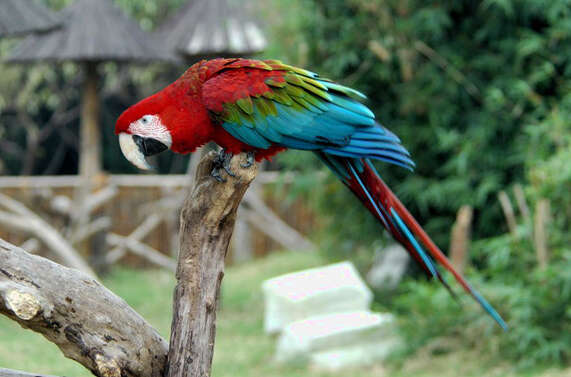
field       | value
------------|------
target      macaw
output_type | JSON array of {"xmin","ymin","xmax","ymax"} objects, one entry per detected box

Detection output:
[{"xmin": 115, "ymin": 58, "xmax": 507, "ymax": 329}]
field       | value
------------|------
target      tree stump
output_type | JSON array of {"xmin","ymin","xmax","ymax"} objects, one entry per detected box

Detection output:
[{"xmin": 167, "ymin": 151, "xmax": 258, "ymax": 377}]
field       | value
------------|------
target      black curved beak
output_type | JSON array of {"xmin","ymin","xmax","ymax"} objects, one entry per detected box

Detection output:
[{"xmin": 132, "ymin": 135, "xmax": 168, "ymax": 157}]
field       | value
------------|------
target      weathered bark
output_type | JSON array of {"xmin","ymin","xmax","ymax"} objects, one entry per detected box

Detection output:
[
  {"xmin": 0, "ymin": 239, "xmax": 168, "ymax": 377},
  {"xmin": 167, "ymin": 152, "xmax": 258, "ymax": 377}
]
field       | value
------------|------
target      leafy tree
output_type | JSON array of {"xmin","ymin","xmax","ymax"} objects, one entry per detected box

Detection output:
[
  {"xmin": 267, "ymin": 0, "xmax": 571, "ymax": 367},
  {"xmin": 269, "ymin": 0, "xmax": 571, "ymax": 255}
]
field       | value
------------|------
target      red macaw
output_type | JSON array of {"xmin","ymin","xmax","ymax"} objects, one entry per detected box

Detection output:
[{"xmin": 115, "ymin": 58, "xmax": 507, "ymax": 329}]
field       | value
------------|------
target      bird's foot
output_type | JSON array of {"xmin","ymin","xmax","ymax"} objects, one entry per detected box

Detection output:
[
  {"xmin": 211, "ymin": 149, "xmax": 236, "ymax": 182},
  {"xmin": 241, "ymin": 151, "xmax": 256, "ymax": 168}
]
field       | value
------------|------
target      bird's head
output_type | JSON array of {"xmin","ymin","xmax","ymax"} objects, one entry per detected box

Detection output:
[{"xmin": 115, "ymin": 93, "xmax": 175, "ymax": 170}]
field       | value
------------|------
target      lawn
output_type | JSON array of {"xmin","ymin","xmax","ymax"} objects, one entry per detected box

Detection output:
[{"xmin": 0, "ymin": 251, "xmax": 568, "ymax": 377}]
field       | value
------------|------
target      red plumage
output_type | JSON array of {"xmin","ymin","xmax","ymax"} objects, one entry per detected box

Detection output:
[{"xmin": 116, "ymin": 58, "xmax": 287, "ymax": 160}]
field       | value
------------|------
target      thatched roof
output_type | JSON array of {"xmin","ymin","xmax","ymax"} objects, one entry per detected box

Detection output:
[
  {"xmin": 157, "ymin": 0, "xmax": 267, "ymax": 60},
  {"xmin": 7, "ymin": 0, "xmax": 175, "ymax": 63},
  {"xmin": 0, "ymin": 0, "xmax": 60, "ymax": 37}
]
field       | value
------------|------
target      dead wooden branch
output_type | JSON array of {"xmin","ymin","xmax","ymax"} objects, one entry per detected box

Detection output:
[
  {"xmin": 533, "ymin": 199, "xmax": 550, "ymax": 270},
  {"xmin": 107, "ymin": 233, "xmax": 176, "ymax": 271},
  {"xmin": 83, "ymin": 185, "xmax": 118, "ymax": 215},
  {"xmin": 105, "ymin": 213, "xmax": 165, "ymax": 264},
  {"xmin": 449, "ymin": 205, "xmax": 473, "ymax": 274},
  {"xmin": 71, "ymin": 216, "xmax": 112, "ymax": 245},
  {"xmin": 167, "ymin": 152, "xmax": 257, "ymax": 377},
  {"xmin": 0, "ymin": 238, "xmax": 168, "ymax": 377},
  {"xmin": 498, "ymin": 191, "xmax": 518, "ymax": 238},
  {"xmin": 513, "ymin": 184, "xmax": 531, "ymax": 222},
  {"xmin": 243, "ymin": 190, "xmax": 315, "ymax": 251},
  {"xmin": 513, "ymin": 184, "xmax": 532, "ymax": 239},
  {"xmin": 0, "ymin": 193, "xmax": 95, "ymax": 277}
]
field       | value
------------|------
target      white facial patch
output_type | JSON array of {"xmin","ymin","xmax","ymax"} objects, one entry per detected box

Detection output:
[{"xmin": 128, "ymin": 115, "xmax": 172, "ymax": 148}]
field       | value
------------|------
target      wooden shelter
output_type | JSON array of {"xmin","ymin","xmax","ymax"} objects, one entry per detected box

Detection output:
[
  {"xmin": 5, "ymin": 0, "xmax": 176, "ymax": 263},
  {"xmin": 7, "ymin": 0, "xmax": 175, "ymax": 181},
  {"xmin": 0, "ymin": 0, "xmax": 60, "ymax": 37},
  {"xmin": 157, "ymin": 0, "xmax": 267, "ymax": 60}
]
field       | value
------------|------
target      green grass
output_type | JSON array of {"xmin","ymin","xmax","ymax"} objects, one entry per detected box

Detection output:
[{"xmin": 0, "ymin": 251, "xmax": 568, "ymax": 377}]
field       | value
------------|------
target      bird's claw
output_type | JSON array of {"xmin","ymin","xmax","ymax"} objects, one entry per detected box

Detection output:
[
  {"xmin": 241, "ymin": 151, "xmax": 256, "ymax": 168},
  {"xmin": 211, "ymin": 149, "xmax": 235, "ymax": 182}
]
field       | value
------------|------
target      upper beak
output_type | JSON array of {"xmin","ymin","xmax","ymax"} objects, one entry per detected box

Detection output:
[{"xmin": 119, "ymin": 133, "xmax": 168, "ymax": 170}]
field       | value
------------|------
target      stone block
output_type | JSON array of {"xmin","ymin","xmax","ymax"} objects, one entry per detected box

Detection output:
[
  {"xmin": 262, "ymin": 261, "xmax": 372, "ymax": 334},
  {"xmin": 275, "ymin": 311, "xmax": 399, "ymax": 369}
]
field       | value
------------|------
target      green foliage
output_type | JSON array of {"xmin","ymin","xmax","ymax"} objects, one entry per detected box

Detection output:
[
  {"xmin": 267, "ymin": 1, "xmax": 571, "ymax": 369},
  {"xmin": 393, "ymin": 232, "xmax": 570, "ymax": 368},
  {"xmin": 269, "ymin": 0, "xmax": 571, "ymax": 255},
  {"xmin": 392, "ymin": 112, "xmax": 570, "ymax": 367}
]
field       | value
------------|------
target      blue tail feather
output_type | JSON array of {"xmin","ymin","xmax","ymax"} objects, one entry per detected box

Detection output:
[
  {"xmin": 390, "ymin": 208, "xmax": 438, "ymax": 278},
  {"xmin": 346, "ymin": 161, "xmax": 391, "ymax": 229}
]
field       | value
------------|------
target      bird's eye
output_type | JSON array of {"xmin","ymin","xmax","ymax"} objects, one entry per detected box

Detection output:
[{"xmin": 141, "ymin": 116, "xmax": 149, "ymax": 124}]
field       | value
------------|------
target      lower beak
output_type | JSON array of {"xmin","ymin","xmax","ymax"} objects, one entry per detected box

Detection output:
[{"xmin": 118, "ymin": 133, "xmax": 168, "ymax": 170}]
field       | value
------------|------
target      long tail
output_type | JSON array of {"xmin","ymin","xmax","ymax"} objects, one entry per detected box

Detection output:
[{"xmin": 317, "ymin": 153, "xmax": 508, "ymax": 330}]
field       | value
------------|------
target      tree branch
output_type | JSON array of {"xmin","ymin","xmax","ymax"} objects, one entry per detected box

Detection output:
[
  {"xmin": 0, "ymin": 193, "xmax": 96, "ymax": 277},
  {"xmin": 167, "ymin": 152, "xmax": 258, "ymax": 377},
  {"xmin": 0, "ymin": 239, "xmax": 168, "ymax": 377},
  {"xmin": 0, "ymin": 368, "xmax": 59, "ymax": 377},
  {"xmin": 106, "ymin": 233, "xmax": 176, "ymax": 271}
]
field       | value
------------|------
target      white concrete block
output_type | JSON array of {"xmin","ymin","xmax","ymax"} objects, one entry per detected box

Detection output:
[
  {"xmin": 275, "ymin": 311, "xmax": 398, "ymax": 369},
  {"xmin": 262, "ymin": 261, "xmax": 372, "ymax": 334}
]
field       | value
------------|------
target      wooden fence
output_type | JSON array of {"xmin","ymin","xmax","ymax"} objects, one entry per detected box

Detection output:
[{"xmin": 0, "ymin": 173, "xmax": 315, "ymax": 271}]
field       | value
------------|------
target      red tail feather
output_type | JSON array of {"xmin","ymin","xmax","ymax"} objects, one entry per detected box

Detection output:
[
  {"xmin": 346, "ymin": 160, "xmax": 472, "ymax": 293},
  {"xmin": 320, "ymin": 154, "xmax": 507, "ymax": 328}
]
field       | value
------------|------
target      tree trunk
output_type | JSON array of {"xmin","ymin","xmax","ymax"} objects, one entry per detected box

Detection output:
[
  {"xmin": 167, "ymin": 152, "xmax": 258, "ymax": 377},
  {"xmin": 75, "ymin": 61, "xmax": 102, "ymax": 269}
]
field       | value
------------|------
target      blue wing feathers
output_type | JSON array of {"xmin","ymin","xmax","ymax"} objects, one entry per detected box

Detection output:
[
  {"xmin": 329, "ymin": 94, "xmax": 374, "ymax": 118},
  {"xmin": 323, "ymin": 103, "xmax": 376, "ymax": 126},
  {"xmin": 280, "ymin": 136, "xmax": 320, "ymax": 150},
  {"xmin": 220, "ymin": 75, "xmax": 415, "ymax": 171},
  {"xmin": 226, "ymin": 122, "xmax": 272, "ymax": 149}
]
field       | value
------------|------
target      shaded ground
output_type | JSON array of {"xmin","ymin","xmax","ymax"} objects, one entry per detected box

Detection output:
[{"xmin": 0, "ymin": 251, "xmax": 568, "ymax": 377}]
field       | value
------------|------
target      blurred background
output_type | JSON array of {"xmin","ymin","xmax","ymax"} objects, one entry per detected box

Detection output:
[{"xmin": 0, "ymin": 0, "xmax": 569, "ymax": 376}]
